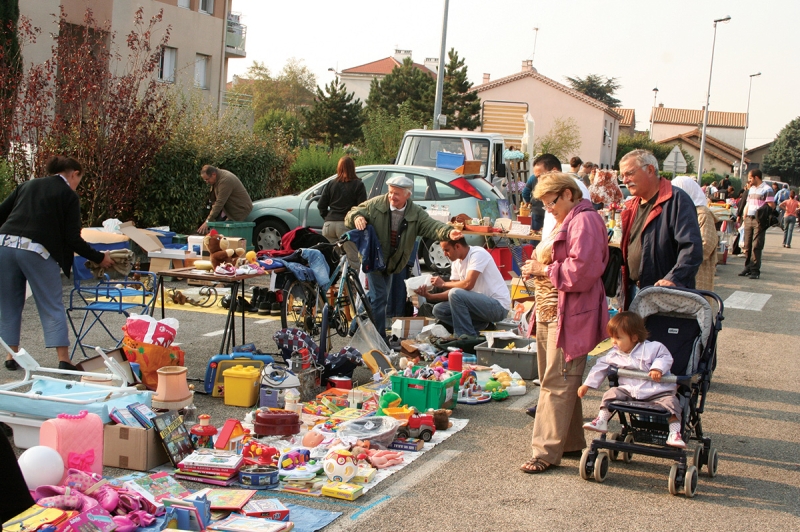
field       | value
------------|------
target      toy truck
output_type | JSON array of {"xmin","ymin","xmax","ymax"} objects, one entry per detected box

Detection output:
[{"xmin": 395, "ymin": 411, "xmax": 436, "ymax": 442}]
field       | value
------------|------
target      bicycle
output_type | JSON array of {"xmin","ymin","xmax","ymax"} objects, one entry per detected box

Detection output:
[{"xmin": 279, "ymin": 237, "xmax": 374, "ymax": 338}]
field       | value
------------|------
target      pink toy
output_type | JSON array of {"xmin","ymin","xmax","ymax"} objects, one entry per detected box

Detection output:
[
  {"xmin": 40, "ymin": 410, "xmax": 103, "ymax": 482},
  {"xmin": 359, "ymin": 449, "xmax": 404, "ymax": 469}
]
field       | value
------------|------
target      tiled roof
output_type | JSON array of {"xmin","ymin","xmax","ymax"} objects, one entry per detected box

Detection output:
[
  {"xmin": 745, "ymin": 141, "xmax": 774, "ymax": 154},
  {"xmin": 657, "ymin": 129, "xmax": 750, "ymax": 164},
  {"xmin": 651, "ymin": 107, "xmax": 746, "ymax": 128},
  {"xmin": 617, "ymin": 108, "xmax": 635, "ymax": 127},
  {"xmin": 341, "ymin": 57, "xmax": 436, "ymax": 77},
  {"xmin": 470, "ymin": 69, "xmax": 622, "ymax": 120}
]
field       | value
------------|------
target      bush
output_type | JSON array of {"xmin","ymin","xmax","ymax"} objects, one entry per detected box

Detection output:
[
  {"xmin": 288, "ymin": 146, "xmax": 347, "ymax": 193},
  {"xmin": 255, "ymin": 109, "xmax": 302, "ymax": 147},
  {"xmin": 135, "ymin": 92, "xmax": 293, "ymax": 234},
  {"xmin": 0, "ymin": 159, "xmax": 15, "ymax": 202},
  {"xmin": 360, "ymin": 102, "xmax": 423, "ymax": 164}
]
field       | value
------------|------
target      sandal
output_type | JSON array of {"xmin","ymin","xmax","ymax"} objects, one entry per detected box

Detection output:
[{"xmin": 520, "ymin": 458, "xmax": 551, "ymax": 474}]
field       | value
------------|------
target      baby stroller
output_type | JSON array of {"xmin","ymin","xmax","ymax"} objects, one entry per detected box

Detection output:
[{"xmin": 578, "ymin": 286, "xmax": 724, "ymax": 498}]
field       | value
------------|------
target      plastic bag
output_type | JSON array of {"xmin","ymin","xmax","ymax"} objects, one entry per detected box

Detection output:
[
  {"xmin": 404, "ymin": 274, "xmax": 432, "ymax": 298},
  {"xmin": 101, "ymin": 218, "xmax": 123, "ymax": 233},
  {"xmin": 125, "ymin": 314, "xmax": 179, "ymax": 347},
  {"xmin": 349, "ymin": 317, "xmax": 390, "ymax": 359}
]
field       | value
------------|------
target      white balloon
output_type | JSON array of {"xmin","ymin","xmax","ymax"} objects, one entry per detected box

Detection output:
[{"xmin": 18, "ymin": 446, "xmax": 64, "ymax": 489}]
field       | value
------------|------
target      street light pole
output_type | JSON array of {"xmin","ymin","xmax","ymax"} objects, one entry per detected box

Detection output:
[
  {"xmin": 739, "ymin": 72, "xmax": 761, "ymax": 179},
  {"xmin": 696, "ymin": 15, "xmax": 731, "ymax": 185},
  {"xmin": 650, "ymin": 87, "xmax": 658, "ymax": 140},
  {"xmin": 432, "ymin": 0, "xmax": 450, "ymax": 130},
  {"xmin": 532, "ymin": 27, "xmax": 539, "ymax": 67}
]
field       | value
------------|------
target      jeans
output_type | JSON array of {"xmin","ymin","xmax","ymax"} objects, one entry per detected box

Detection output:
[
  {"xmin": 743, "ymin": 217, "xmax": 765, "ymax": 274},
  {"xmin": 784, "ymin": 216, "xmax": 796, "ymax": 246},
  {"xmin": 366, "ymin": 271, "xmax": 395, "ymax": 339},
  {"xmin": 432, "ymin": 288, "xmax": 508, "ymax": 336}
]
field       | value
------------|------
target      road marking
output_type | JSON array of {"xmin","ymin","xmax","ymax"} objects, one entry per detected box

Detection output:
[
  {"xmin": 723, "ymin": 291, "xmax": 771, "ymax": 311},
  {"xmin": 509, "ymin": 392, "xmax": 537, "ymax": 410},
  {"xmin": 202, "ymin": 329, "xmax": 225, "ymax": 337},
  {"xmin": 254, "ymin": 319, "xmax": 270, "ymax": 324}
]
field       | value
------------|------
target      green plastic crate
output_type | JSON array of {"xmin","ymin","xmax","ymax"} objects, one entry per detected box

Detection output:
[
  {"xmin": 207, "ymin": 221, "xmax": 256, "ymax": 251},
  {"xmin": 390, "ymin": 367, "xmax": 461, "ymax": 411}
]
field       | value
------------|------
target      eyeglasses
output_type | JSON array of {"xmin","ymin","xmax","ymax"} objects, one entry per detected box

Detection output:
[
  {"xmin": 621, "ymin": 165, "xmax": 647, "ymax": 179},
  {"xmin": 544, "ymin": 194, "xmax": 561, "ymax": 210}
]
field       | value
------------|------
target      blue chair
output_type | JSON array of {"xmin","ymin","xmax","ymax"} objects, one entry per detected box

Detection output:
[{"xmin": 66, "ymin": 256, "xmax": 156, "ymax": 359}]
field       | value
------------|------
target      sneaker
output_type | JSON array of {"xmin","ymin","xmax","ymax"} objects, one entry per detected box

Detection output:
[
  {"xmin": 526, "ymin": 405, "xmax": 537, "ymax": 418},
  {"xmin": 583, "ymin": 417, "xmax": 608, "ymax": 432},
  {"xmin": 214, "ymin": 264, "xmax": 236, "ymax": 276},
  {"xmin": 4, "ymin": 359, "xmax": 19, "ymax": 371},
  {"xmin": 532, "ymin": 378, "xmax": 541, "ymax": 386},
  {"xmin": 666, "ymin": 431, "xmax": 687, "ymax": 448}
]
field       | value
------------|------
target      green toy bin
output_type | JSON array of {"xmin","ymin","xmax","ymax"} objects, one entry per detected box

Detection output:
[
  {"xmin": 207, "ymin": 221, "xmax": 256, "ymax": 251},
  {"xmin": 389, "ymin": 367, "xmax": 461, "ymax": 411}
]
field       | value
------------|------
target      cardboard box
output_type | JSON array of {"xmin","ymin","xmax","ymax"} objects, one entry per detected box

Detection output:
[
  {"xmin": 118, "ymin": 221, "xmax": 196, "ymax": 273},
  {"xmin": 104, "ymin": 423, "xmax": 169, "ymax": 471},
  {"xmin": 321, "ymin": 481, "xmax": 363, "ymax": 501},
  {"xmin": 509, "ymin": 273, "xmax": 535, "ymax": 302},
  {"xmin": 390, "ymin": 317, "xmax": 436, "ymax": 339}
]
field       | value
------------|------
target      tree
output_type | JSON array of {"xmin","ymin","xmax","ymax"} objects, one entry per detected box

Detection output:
[
  {"xmin": 303, "ymin": 77, "xmax": 363, "ymax": 150},
  {"xmin": 0, "ymin": 0, "xmax": 22, "ymax": 156},
  {"xmin": 229, "ymin": 58, "xmax": 316, "ymax": 123},
  {"xmin": 367, "ymin": 57, "xmax": 435, "ymax": 124},
  {"xmin": 361, "ymin": 101, "xmax": 424, "ymax": 163},
  {"xmin": 762, "ymin": 117, "xmax": 800, "ymax": 184},
  {"xmin": 615, "ymin": 133, "xmax": 694, "ymax": 173},
  {"xmin": 440, "ymin": 48, "xmax": 480, "ymax": 130},
  {"xmin": 254, "ymin": 108, "xmax": 302, "ymax": 147},
  {"xmin": 565, "ymin": 74, "xmax": 621, "ymax": 108},
  {"xmin": 534, "ymin": 117, "xmax": 582, "ymax": 161}
]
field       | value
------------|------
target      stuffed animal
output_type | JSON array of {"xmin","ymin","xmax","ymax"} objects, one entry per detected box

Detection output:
[
  {"xmin": 430, "ymin": 408, "xmax": 453, "ymax": 430},
  {"xmin": 375, "ymin": 390, "xmax": 402, "ymax": 416},
  {"xmin": 204, "ymin": 230, "xmax": 245, "ymax": 268}
]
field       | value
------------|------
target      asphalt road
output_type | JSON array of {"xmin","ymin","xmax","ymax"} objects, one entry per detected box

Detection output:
[{"xmin": 3, "ymin": 227, "xmax": 799, "ymax": 530}]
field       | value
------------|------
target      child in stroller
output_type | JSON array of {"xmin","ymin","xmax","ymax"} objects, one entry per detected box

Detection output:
[{"xmin": 579, "ymin": 311, "xmax": 686, "ymax": 449}]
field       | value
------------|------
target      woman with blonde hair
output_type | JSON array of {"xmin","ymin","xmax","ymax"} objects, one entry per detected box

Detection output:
[
  {"xmin": 519, "ymin": 172, "xmax": 609, "ymax": 474},
  {"xmin": 671, "ymin": 176, "xmax": 718, "ymax": 291}
]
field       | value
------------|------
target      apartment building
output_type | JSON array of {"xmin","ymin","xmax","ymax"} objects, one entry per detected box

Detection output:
[{"xmin": 19, "ymin": 0, "xmax": 247, "ymax": 108}]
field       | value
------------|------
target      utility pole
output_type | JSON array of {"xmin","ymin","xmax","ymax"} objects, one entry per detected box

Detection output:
[{"xmin": 432, "ymin": 0, "xmax": 449, "ymax": 130}]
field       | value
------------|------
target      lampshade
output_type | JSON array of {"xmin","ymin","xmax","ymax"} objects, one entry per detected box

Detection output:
[{"xmin": 152, "ymin": 366, "xmax": 193, "ymax": 410}]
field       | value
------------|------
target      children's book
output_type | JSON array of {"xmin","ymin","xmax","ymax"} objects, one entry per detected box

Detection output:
[
  {"xmin": 174, "ymin": 473, "xmax": 238, "ymax": 487},
  {"xmin": 127, "ymin": 402, "xmax": 157, "ymax": 429},
  {"xmin": 207, "ymin": 515, "xmax": 292, "ymax": 532},
  {"xmin": 205, "ymin": 489, "xmax": 256, "ymax": 511},
  {"xmin": 123, "ymin": 471, "xmax": 191, "ymax": 508},
  {"xmin": 241, "ymin": 499, "xmax": 289, "ymax": 521},
  {"xmin": 178, "ymin": 450, "xmax": 243, "ymax": 476},
  {"xmin": 65, "ymin": 506, "xmax": 116, "ymax": 532},
  {"xmin": 154, "ymin": 411, "xmax": 195, "ymax": 467},
  {"xmin": 477, "ymin": 199, "xmax": 500, "ymax": 222},
  {"xmin": 109, "ymin": 407, "xmax": 142, "ymax": 428}
]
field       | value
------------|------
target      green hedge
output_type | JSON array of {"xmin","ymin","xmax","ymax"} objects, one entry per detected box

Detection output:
[{"xmin": 0, "ymin": 160, "xmax": 15, "ymax": 203}]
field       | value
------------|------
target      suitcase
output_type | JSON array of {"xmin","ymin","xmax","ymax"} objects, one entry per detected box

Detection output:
[{"xmin": 40, "ymin": 410, "xmax": 104, "ymax": 481}]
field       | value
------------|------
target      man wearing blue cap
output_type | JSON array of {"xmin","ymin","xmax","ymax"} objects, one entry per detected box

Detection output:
[{"xmin": 346, "ymin": 175, "xmax": 462, "ymax": 339}]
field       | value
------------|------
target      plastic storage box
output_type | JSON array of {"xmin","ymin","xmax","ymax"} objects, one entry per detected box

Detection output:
[
  {"xmin": 207, "ymin": 221, "xmax": 256, "ymax": 251},
  {"xmin": 435, "ymin": 151, "xmax": 465, "ymax": 170},
  {"xmin": 389, "ymin": 368, "xmax": 461, "ymax": 411},
  {"xmin": 474, "ymin": 338, "xmax": 538, "ymax": 380},
  {"xmin": 73, "ymin": 240, "xmax": 130, "ymax": 281},
  {"xmin": 222, "ymin": 365, "xmax": 261, "ymax": 407},
  {"xmin": 147, "ymin": 228, "xmax": 176, "ymax": 246}
]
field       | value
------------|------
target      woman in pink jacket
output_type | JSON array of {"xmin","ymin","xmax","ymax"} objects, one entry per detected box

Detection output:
[{"xmin": 520, "ymin": 173, "xmax": 609, "ymax": 474}]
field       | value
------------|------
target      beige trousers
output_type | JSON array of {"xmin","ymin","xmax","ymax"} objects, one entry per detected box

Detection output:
[
  {"xmin": 322, "ymin": 221, "xmax": 361, "ymax": 272},
  {"xmin": 530, "ymin": 320, "xmax": 587, "ymax": 465}
]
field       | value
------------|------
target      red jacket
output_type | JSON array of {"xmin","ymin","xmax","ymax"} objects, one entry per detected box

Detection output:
[{"xmin": 548, "ymin": 199, "xmax": 609, "ymax": 361}]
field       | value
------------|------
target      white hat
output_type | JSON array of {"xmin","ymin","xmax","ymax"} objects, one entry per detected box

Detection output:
[{"xmin": 386, "ymin": 175, "xmax": 413, "ymax": 190}]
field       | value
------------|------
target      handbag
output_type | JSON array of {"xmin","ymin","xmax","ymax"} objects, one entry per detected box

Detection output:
[{"xmin": 602, "ymin": 245, "xmax": 623, "ymax": 297}]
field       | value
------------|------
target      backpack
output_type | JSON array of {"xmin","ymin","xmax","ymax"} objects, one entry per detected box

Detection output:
[{"xmin": 602, "ymin": 246, "xmax": 623, "ymax": 297}]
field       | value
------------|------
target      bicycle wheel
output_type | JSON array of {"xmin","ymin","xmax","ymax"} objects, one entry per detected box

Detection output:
[
  {"xmin": 280, "ymin": 279, "xmax": 321, "ymax": 335},
  {"xmin": 346, "ymin": 271, "xmax": 374, "ymax": 325}
]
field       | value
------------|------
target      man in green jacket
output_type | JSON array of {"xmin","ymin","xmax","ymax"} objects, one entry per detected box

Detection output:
[
  {"xmin": 345, "ymin": 175, "xmax": 462, "ymax": 339},
  {"xmin": 197, "ymin": 165, "xmax": 254, "ymax": 234}
]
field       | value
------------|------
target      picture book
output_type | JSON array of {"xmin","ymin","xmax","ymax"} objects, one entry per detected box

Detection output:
[
  {"xmin": 109, "ymin": 407, "xmax": 142, "ymax": 428},
  {"xmin": 178, "ymin": 450, "xmax": 243, "ymax": 476},
  {"xmin": 477, "ymin": 199, "xmax": 500, "ymax": 222},
  {"xmin": 207, "ymin": 515, "xmax": 292, "ymax": 532},
  {"xmin": 65, "ymin": 506, "xmax": 116, "ymax": 532},
  {"xmin": 153, "ymin": 411, "xmax": 195, "ymax": 467},
  {"xmin": 497, "ymin": 198, "xmax": 511, "ymax": 220},
  {"xmin": 123, "ymin": 472, "xmax": 191, "ymax": 508},
  {"xmin": 127, "ymin": 402, "xmax": 157, "ymax": 429},
  {"xmin": 241, "ymin": 499, "xmax": 289, "ymax": 521},
  {"xmin": 161, "ymin": 503, "xmax": 204, "ymax": 532},
  {"xmin": 205, "ymin": 489, "xmax": 256, "ymax": 511},
  {"xmin": 107, "ymin": 471, "xmax": 147, "ymax": 487},
  {"xmin": 174, "ymin": 473, "xmax": 238, "ymax": 487}
]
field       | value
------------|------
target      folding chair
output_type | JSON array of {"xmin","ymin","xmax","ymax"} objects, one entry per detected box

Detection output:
[{"xmin": 66, "ymin": 256, "xmax": 156, "ymax": 359}]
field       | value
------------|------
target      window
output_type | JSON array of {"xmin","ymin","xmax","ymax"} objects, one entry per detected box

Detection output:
[
  {"xmin": 178, "ymin": 0, "xmax": 190, "ymax": 8},
  {"xmin": 200, "ymin": 0, "xmax": 214, "ymax": 14},
  {"xmin": 158, "ymin": 46, "xmax": 176, "ymax": 83},
  {"xmin": 194, "ymin": 54, "xmax": 210, "ymax": 89},
  {"xmin": 432, "ymin": 179, "xmax": 468, "ymax": 200}
]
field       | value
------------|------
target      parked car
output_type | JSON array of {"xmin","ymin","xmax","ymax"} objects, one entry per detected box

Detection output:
[{"xmin": 246, "ymin": 165, "xmax": 505, "ymax": 273}]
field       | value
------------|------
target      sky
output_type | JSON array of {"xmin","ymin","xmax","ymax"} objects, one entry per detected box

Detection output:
[{"xmin": 228, "ymin": 0, "xmax": 800, "ymax": 150}]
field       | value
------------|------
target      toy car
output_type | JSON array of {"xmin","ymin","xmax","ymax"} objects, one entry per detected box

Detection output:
[{"xmin": 396, "ymin": 412, "xmax": 436, "ymax": 442}]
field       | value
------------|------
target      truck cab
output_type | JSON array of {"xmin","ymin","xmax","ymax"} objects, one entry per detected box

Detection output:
[{"xmin": 396, "ymin": 129, "xmax": 508, "ymax": 187}]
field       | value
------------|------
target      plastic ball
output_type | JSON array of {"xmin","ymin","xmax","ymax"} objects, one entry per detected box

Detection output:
[{"xmin": 18, "ymin": 446, "xmax": 64, "ymax": 489}]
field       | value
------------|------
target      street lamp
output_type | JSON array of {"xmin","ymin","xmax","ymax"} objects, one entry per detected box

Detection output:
[
  {"xmin": 532, "ymin": 27, "xmax": 539, "ymax": 67},
  {"xmin": 432, "ymin": 0, "xmax": 450, "ymax": 130},
  {"xmin": 650, "ymin": 87, "xmax": 658, "ymax": 140},
  {"xmin": 739, "ymin": 72, "xmax": 761, "ymax": 179},
  {"xmin": 696, "ymin": 15, "xmax": 731, "ymax": 184}
]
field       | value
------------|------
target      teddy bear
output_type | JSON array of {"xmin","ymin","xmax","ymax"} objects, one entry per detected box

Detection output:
[
  {"xmin": 430, "ymin": 408, "xmax": 453, "ymax": 430},
  {"xmin": 204, "ymin": 229, "xmax": 245, "ymax": 268}
]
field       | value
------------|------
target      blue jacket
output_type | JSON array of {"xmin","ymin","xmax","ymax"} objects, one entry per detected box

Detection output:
[
  {"xmin": 620, "ymin": 178, "xmax": 703, "ymax": 300},
  {"xmin": 345, "ymin": 227, "xmax": 385, "ymax": 273},
  {"xmin": 522, "ymin": 174, "xmax": 545, "ymax": 217}
]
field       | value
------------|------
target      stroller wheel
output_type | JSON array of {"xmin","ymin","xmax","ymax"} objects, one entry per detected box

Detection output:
[
  {"xmin": 692, "ymin": 446, "xmax": 704, "ymax": 470},
  {"xmin": 608, "ymin": 432, "xmax": 621, "ymax": 461},
  {"xmin": 668, "ymin": 464, "xmax": 680, "ymax": 495},
  {"xmin": 622, "ymin": 434, "xmax": 634, "ymax": 463},
  {"xmin": 579, "ymin": 449, "xmax": 592, "ymax": 480},
  {"xmin": 593, "ymin": 452, "xmax": 609, "ymax": 483},
  {"xmin": 706, "ymin": 447, "xmax": 719, "ymax": 478},
  {"xmin": 684, "ymin": 465, "xmax": 698, "ymax": 498}
]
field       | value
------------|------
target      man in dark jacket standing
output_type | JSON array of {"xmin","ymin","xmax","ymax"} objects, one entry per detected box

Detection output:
[{"xmin": 619, "ymin": 150, "xmax": 703, "ymax": 308}]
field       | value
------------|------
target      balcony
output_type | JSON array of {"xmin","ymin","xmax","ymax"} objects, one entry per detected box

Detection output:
[{"xmin": 225, "ymin": 19, "xmax": 246, "ymax": 58}]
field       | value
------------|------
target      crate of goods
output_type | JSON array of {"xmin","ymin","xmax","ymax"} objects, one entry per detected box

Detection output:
[
  {"xmin": 474, "ymin": 337, "xmax": 538, "ymax": 380},
  {"xmin": 76, "ymin": 229, "xmax": 131, "ymax": 280},
  {"xmin": 222, "ymin": 365, "xmax": 261, "ymax": 407},
  {"xmin": 435, "ymin": 151, "xmax": 465, "ymax": 170},
  {"xmin": 389, "ymin": 368, "xmax": 461, "ymax": 411},
  {"xmin": 207, "ymin": 221, "xmax": 256, "ymax": 252},
  {"xmin": 147, "ymin": 228, "xmax": 176, "ymax": 246}
]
